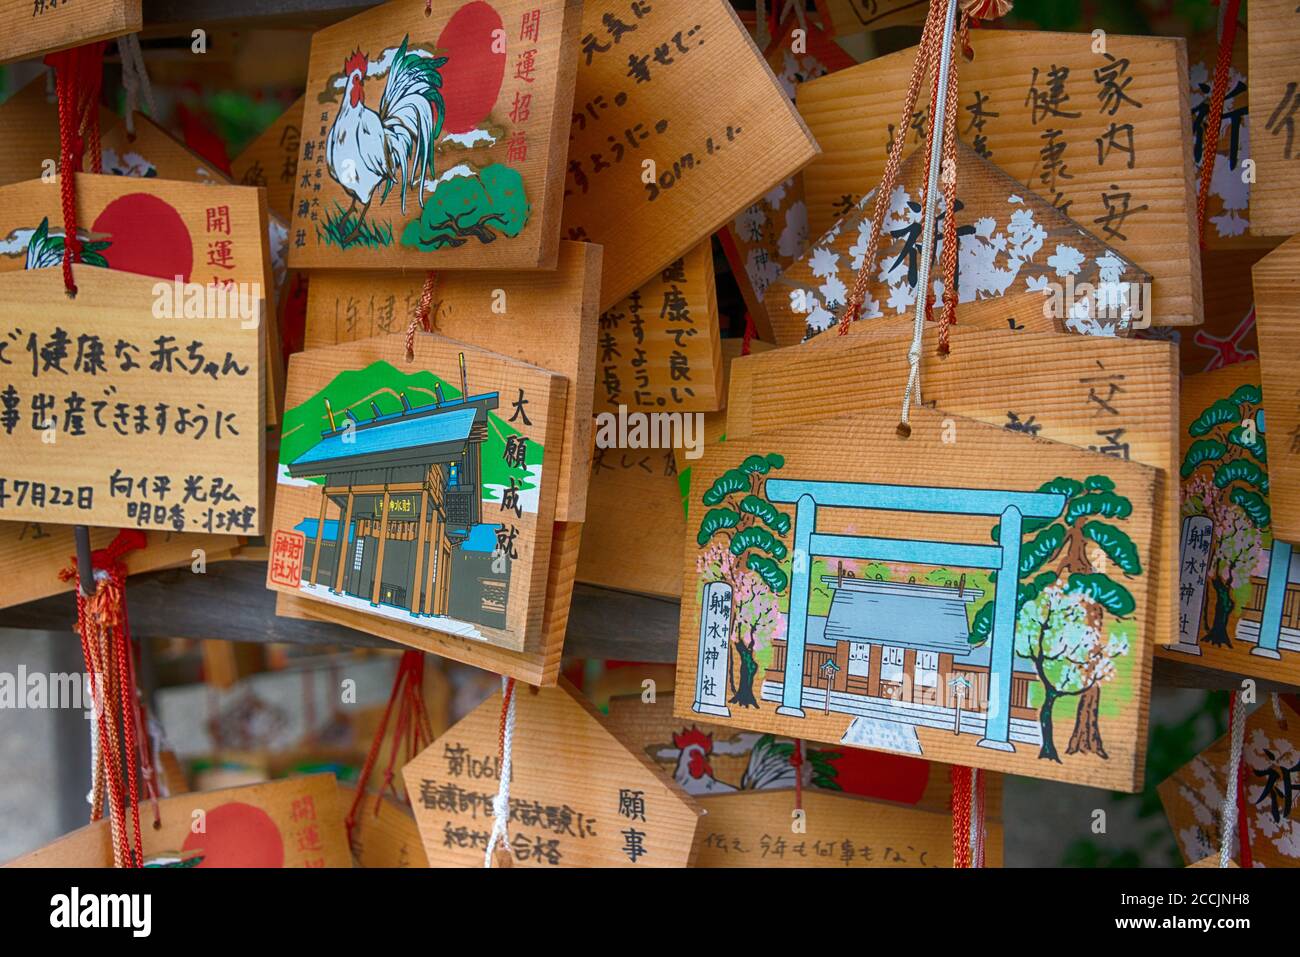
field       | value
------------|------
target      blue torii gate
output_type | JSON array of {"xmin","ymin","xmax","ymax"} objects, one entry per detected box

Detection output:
[{"xmin": 764, "ymin": 479, "xmax": 1067, "ymax": 751}]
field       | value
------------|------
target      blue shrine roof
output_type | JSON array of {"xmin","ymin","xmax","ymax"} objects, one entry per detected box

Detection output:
[
  {"xmin": 294, "ymin": 518, "xmax": 355, "ymax": 543},
  {"xmin": 460, "ymin": 523, "xmax": 499, "ymax": 553},
  {"xmin": 291, "ymin": 406, "xmax": 477, "ymax": 470}
]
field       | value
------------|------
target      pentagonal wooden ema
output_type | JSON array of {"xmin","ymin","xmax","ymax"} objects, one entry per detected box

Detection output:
[
  {"xmin": 1252, "ymin": 235, "xmax": 1300, "ymax": 544},
  {"xmin": 403, "ymin": 679, "xmax": 702, "ymax": 866},
  {"xmin": 797, "ymin": 29, "xmax": 1202, "ymax": 326}
]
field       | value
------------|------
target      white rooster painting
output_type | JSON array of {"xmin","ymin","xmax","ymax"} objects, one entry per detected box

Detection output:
[
  {"xmin": 313, "ymin": 2, "xmax": 533, "ymax": 254},
  {"xmin": 326, "ymin": 36, "xmax": 447, "ymax": 247},
  {"xmin": 653, "ymin": 726, "xmax": 842, "ymax": 796},
  {"xmin": 0, "ymin": 218, "xmax": 112, "ymax": 271}
]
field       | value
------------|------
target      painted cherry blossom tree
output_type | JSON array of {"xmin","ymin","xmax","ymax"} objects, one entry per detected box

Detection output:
[
  {"xmin": 696, "ymin": 453, "xmax": 789, "ymax": 708},
  {"xmin": 972, "ymin": 475, "xmax": 1142, "ymax": 760},
  {"xmin": 1013, "ymin": 584, "xmax": 1129, "ymax": 763}
]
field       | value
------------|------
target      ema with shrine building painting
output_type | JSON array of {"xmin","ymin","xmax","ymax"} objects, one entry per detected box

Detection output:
[
  {"xmin": 1157, "ymin": 360, "xmax": 1300, "ymax": 690},
  {"xmin": 675, "ymin": 409, "xmax": 1160, "ymax": 792},
  {"xmin": 265, "ymin": 332, "xmax": 566, "ymax": 654}
]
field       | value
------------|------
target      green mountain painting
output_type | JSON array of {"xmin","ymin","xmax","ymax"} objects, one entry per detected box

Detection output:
[{"xmin": 279, "ymin": 359, "xmax": 542, "ymax": 503}]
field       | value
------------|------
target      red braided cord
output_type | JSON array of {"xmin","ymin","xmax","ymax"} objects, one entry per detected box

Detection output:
[
  {"xmin": 405, "ymin": 271, "xmax": 439, "ymax": 360},
  {"xmin": 60, "ymin": 530, "xmax": 147, "ymax": 866},
  {"xmin": 346, "ymin": 650, "xmax": 424, "ymax": 842},
  {"xmin": 950, "ymin": 765, "xmax": 972, "ymax": 868},
  {"xmin": 381, "ymin": 685, "xmax": 414, "ymax": 803},
  {"xmin": 499, "ymin": 678, "xmax": 517, "ymax": 761},
  {"xmin": 936, "ymin": 15, "xmax": 971, "ymax": 355},
  {"xmin": 741, "ymin": 313, "xmax": 756, "ymax": 356},
  {"xmin": 45, "ymin": 43, "xmax": 106, "ymax": 298},
  {"xmin": 790, "ymin": 738, "xmax": 804, "ymax": 812},
  {"xmin": 838, "ymin": 0, "xmax": 946, "ymax": 337},
  {"xmin": 85, "ymin": 584, "xmax": 129, "ymax": 866},
  {"xmin": 88, "ymin": 108, "xmax": 103, "ymax": 175},
  {"xmin": 1196, "ymin": 0, "xmax": 1242, "ymax": 247},
  {"xmin": 54, "ymin": 75, "xmax": 79, "ymax": 296},
  {"xmin": 112, "ymin": 567, "xmax": 144, "ymax": 867},
  {"xmin": 75, "ymin": 589, "xmax": 108, "ymax": 822}
]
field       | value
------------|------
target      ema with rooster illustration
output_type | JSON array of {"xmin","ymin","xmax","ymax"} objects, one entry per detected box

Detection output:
[{"xmin": 317, "ymin": 2, "xmax": 532, "ymax": 252}]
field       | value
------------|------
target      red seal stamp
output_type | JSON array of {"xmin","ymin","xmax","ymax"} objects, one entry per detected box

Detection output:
[{"xmin": 269, "ymin": 529, "xmax": 306, "ymax": 587}]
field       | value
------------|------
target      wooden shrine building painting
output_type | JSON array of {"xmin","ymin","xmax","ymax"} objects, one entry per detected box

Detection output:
[
  {"xmin": 688, "ymin": 468, "xmax": 1064, "ymax": 752},
  {"xmin": 284, "ymin": 374, "xmax": 502, "ymax": 628},
  {"xmin": 677, "ymin": 411, "xmax": 1158, "ymax": 791},
  {"xmin": 268, "ymin": 334, "xmax": 563, "ymax": 652}
]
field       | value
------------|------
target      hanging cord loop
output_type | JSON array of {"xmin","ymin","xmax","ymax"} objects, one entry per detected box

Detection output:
[
  {"xmin": 898, "ymin": 0, "xmax": 961, "ymax": 436},
  {"xmin": 1195, "ymin": 0, "xmax": 1242, "ymax": 246},
  {"xmin": 405, "ymin": 271, "xmax": 440, "ymax": 361},
  {"xmin": 837, "ymin": 0, "xmax": 947, "ymax": 340},
  {"xmin": 935, "ymin": 15, "xmax": 971, "ymax": 356},
  {"xmin": 345, "ymin": 650, "xmax": 433, "ymax": 849},
  {"xmin": 60, "ymin": 529, "xmax": 148, "ymax": 867},
  {"xmin": 45, "ymin": 42, "xmax": 107, "ymax": 299},
  {"xmin": 120, "ymin": 33, "xmax": 157, "ymax": 138},
  {"xmin": 484, "ymin": 677, "xmax": 518, "ymax": 867},
  {"xmin": 1220, "ymin": 690, "xmax": 1253, "ymax": 867}
]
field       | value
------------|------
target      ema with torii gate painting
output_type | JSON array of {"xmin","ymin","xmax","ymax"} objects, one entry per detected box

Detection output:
[{"xmin": 674, "ymin": 410, "xmax": 1161, "ymax": 791}]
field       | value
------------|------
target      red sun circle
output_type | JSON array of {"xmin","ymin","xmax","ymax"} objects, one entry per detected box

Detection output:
[
  {"xmin": 182, "ymin": 801, "xmax": 286, "ymax": 868},
  {"xmin": 435, "ymin": 1, "xmax": 507, "ymax": 135},
  {"xmin": 90, "ymin": 192, "xmax": 193, "ymax": 282}
]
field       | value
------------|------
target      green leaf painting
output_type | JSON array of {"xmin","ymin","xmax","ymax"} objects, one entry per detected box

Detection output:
[
  {"xmin": 731, "ymin": 526, "xmax": 788, "ymax": 561},
  {"xmin": 1213, "ymin": 458, "xmax": 1268, "ymax": 494},
  {"xmin": 1230, "ymin": 486, "xmax": 1270, "ymax": 529},
  {"xmin": 702, "ymin": 469, "xmax": 750, "ymax": 505},
  {"xmin": 279, "ymin": 360, "xmax": 541, "ymax": 502},
  {"xmin": 696, "ymin": 508, "xmax": 740, "ymax": 545},
  {"xmin": 1180, "ymin": 438, "xmax": 1227, "ymax": 478},
  {"xmin": 747, "ymin": 554, "xmax": 788, "ymax": 593},
  {"xmin": 1020, "ymin": 524, "xmax": 1066, "ymax": 576},
  {"xmin": 1082, "ymin": 521, "xmax": 1142, "ymax": 575},
  {"xmin": 739, "ymin": 495, "xmax": 791, "ymax": 535},
  {"xmin": 1187, "ymin": 398, "xmax": 1240, "ymax": 437},
  {"xmin": 1066, "ymin": 572, "xmax": 1136, "ymax": 616},
  {"xmin": 1065, "ymin": 490, "xmax": 1132, "ymax": 525},
  {"xmin": 401, "ymin": 164, "xmax": 530, "ymax": 251}
]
